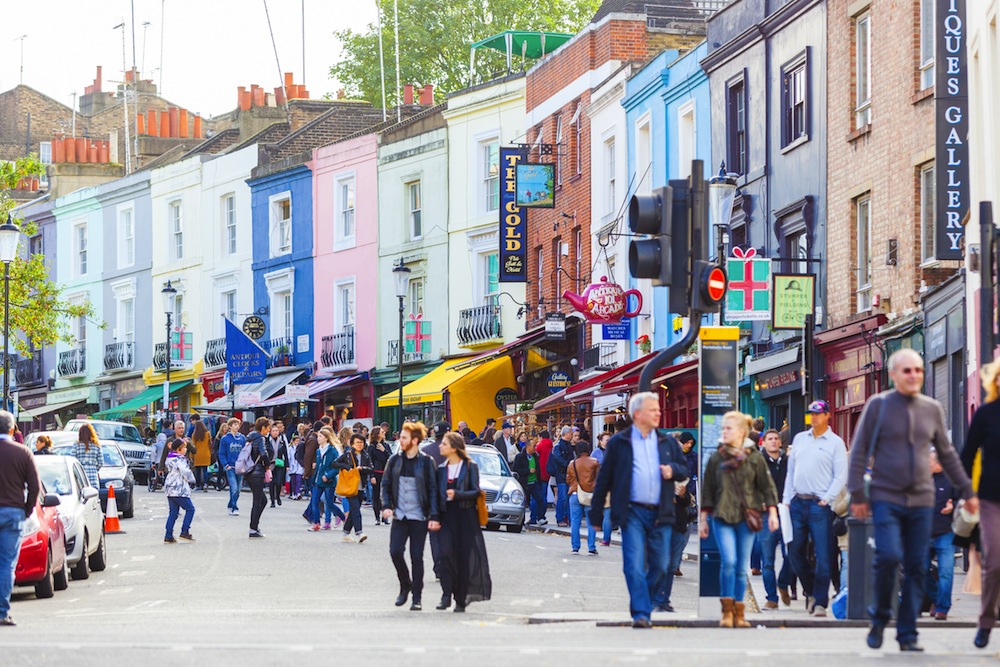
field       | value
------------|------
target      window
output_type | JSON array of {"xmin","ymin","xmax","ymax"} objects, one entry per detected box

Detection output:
[
  {"xmin": 536, "ymin": 247, "xmax": 544, "ymax": 312},
  {"xmin": 39, "ymin": 141, "xmax": 52, "ymax": 164},
  {"xmin": 573, "ymin": 104, "xmax": 583, "ymax": 176},
  {"xmin": 29, "ymin": 234, "xmax": 43, "ymax": 257},
  {"xmin": 120, "ymin": 298, "xmax": 135, "ymax": 343},
  {"xmin": 604, "ymin": 139, "xmax": 616, "ymax": 216},
  {"xmin": 920, "ymin": 164, "xmax": 936, "ymax": 263},
  {"xmin": 173, "ymin": 293, "xmax": 184, "ymax": 328},
  {"xmin": 786, "ymin": 231, "xmax": 808, "ymax": 275},
  {"xmin": 636, "ymin": 115, "xmax": 652, "ymax": 195},
  {"xmin": 855, "ymin": 13, "xmax": 872, "ymax": 128},
  {"xmin": 856, "ymin": 196, "xmax": 872, "ymax": 312},
  {"xmin": 726, "ymin": 78, "xmax": 747, "ymax": 175},
  {"xmin": 223, "ymin": 194, "xmax": 237, "ymax": 255},
  {"xmin": 782, "ymin": 54, "xmax": 809, "ymax": 146},
  {"xmin": 407, "ymin": 279, "xmax": 424, "ymax": 318},
  {"xmin": 118, "ymin": 207, "xmax": 134, "ymax": 268},
  {"xmin": 338, "ymin": 178, "xmax": 356, "ymax": 243},
  {"xmin": 482, "ymin": 141, "xmax": 499, "ymax": 213},
  {"xmin": 271, "ymin": 195, "xmax": 291, "ymax": 256},
  {"xmin": 483, "ymin": 253, "xmax": 499, "ymax": 305},
  {"xmin": 169, "ymin": 201, "xmax": 183, "ymax": 260},
  {"xmin": 282, "ymin": 293, "xmax": 293, "ymax": 340},
  {"xmin": 337, "ymin": 282, "xmax": 356, "ymax": 331},
  {"xmin": 555, "ymin": 115, "xmax": 563, "ymax": 186},
  {"xmin": 919, "ymin": 0, "xmax": 934, "ymax": 90},
  {"xmin": 223, "ymin": 291, "xmax": 237, "ymax": 325},
  {"xmin": 605, "ymin": 252, "xmax": 617, "ymax": 283},
  {"xmin": 76, "ymin": 314, "xmax": 86, "ymax": 347},
  {"xmin": 407, "ymin": 180, "xmax": 422, "ymax": 240},
  {"xmin": 678, "ymin": 101, "xmax": 696, "ymax": 178},
  {"xmin": 75, "ymin": 223, "xmax": 87, "ymax": 276},
  {"xmin": 575, "ymin": 228, "xmax": 583, "ymax": 284}
]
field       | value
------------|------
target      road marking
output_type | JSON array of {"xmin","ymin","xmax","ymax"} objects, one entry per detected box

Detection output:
[
  {"xmin": 403, "ymin": 647, "xmax": 426, "ymax": 654},
  {"xmin": 111, "ymin": 564, "xmax": 120, "ymax": 569},
  {"xmin": 633, "ymin": 649, "xmax": 657, "ymax": 656},
  {"xmin": 130, "ymin": 555, "xmax": 155, "ymax": 561},
  {"xmin": 99, "ymin": 587, "xmax": 133, "ymax": 595},
  {"xmin": 520, "ymin": 648, "xmax": 541, "ymax": 655},
  {"xmin": 67, "ymin": 598, "xmax": 80, "ymax": 603},
  {"xmin": 561, "ymin": 573, "xmax": 569, "ymax": 578},
  {"xmin": 535, "ymin": 545, "xmax": 546, "ymax": 550},
  {"xmin": 120, "ymin": 570, "xmax": 147, "ymax": 577},
  {"xmin": 510, "ymin": 599, "xmax": 544, "ymax": 608}
]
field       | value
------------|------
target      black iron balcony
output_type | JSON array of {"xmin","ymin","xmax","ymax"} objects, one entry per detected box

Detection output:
[
  {"xmin": 104, "ymin": 341, "xmax": 135, "ymax": 372},
  {"xmin": 387, "ymin": 338, "xmax": 428, "ymax": 367},
  {"xmin": 321, "ymin": 326, "xmax": 355, "ymax": 369},
  {"xmin": 205, "ymin": 337, "xmax": 226, "ymax": 369},
  {"xmin": 456, "ymin": 304, "xmax": 502, "ymax": 347},
  {"xmin": 16, "ymin": 350, "xmax": 43, "ymax": 387},
  {"xmin": 58, "ymin": 348, "xmax": 86, "ymax": 378},
  {"xmin": 581, "ymin": 342, "xmax": 619, "ymax": 373},
  {"xmin": 263, "ymin": 337, "xmax": 294, "ymax": 369}
]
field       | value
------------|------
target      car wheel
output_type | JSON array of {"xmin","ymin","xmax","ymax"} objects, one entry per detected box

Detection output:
[
  {"xmin": 506, "ymin": 517, "xmax": 524, "ymax": 533},
  {"xmin": 122, "ymin": 501, "xmax": 134, "ymax": 519},
  {"xmin": 485, "ymin": 522, "xmax": 501, "ymax": 531},
  {"xmin": 88, "ymin": 531, "xmax": 107, "ymax": 572},
  {"xmin": 35, "ymin": 550, "xmax": 55, "ymax": 599},
  {"xmin": 70, "ymin": 534, "xmax": 90, "ymax": 580},
  {"xmin": 53, "ymin": 557, "xmax": 69, "ymax": 591}
]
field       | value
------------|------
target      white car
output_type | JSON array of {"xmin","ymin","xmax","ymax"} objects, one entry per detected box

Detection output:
[{"xmin": 33, "ymin": 454, "xmax": 108, "ymax": 580}]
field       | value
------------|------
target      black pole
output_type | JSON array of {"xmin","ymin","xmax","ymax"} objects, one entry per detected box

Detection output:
[
  {"xmin": 638, "ymin": 320, "xmax": 702, "ymax": 392},
  {"xmin": 982, "ymin": 201, "xmax": 996, "ymax": 400},
  {"xmin": 3, "ymin": 262, "xmax": 9, "ymax": 411},
  {"xmin": 165, "ymin": 312, "xmax": 171, "ymax": 423},
  {"xmin": 397, "ymin": 295, "xmax": 404, "ymax": 430}
]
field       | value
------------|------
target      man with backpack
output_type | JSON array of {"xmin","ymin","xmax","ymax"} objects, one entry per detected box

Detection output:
[{"xmin": 218, "ymin": 418, "xmax": 246, "ymax": 516}]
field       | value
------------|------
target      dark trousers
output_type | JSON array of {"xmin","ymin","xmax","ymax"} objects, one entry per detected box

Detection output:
[
  {"xmin": 440, "ymin": 504, "xmax": 478, "ymax": 606},
  {"xmin": 429, "ymin": 530, "xmax": 442, "ymax": 581},
  {"xmin": 269, "ymin": 468, "xmax": 286, "ymax": 503},
  {"xmin": 248, "ymin": 474, "xmax": 267, "ymax": 532},
  {"xmin": 372, "ymin": 472, "xmax": 385, "ymax": 519},
  {"xmin": 526, "ymin": 482, "xmax": 547, "ymax": 523},
  {"xmin": 787, "ymin": 496, "xmax": 835, "ymax": 607},
  {"xmin": 389, "ymin": 519, "xmax": 429, "ymax": 599},
  {"xmin": 342, "ymin": 495, "xmax": 363, "ymax": 535},
  {"xmin": 194, "ymin": 466, "xmax": 207, "ymax": 489},
  {"xmin": 870, "ymin": 501, "xmax": 933, "ymax": 644}
]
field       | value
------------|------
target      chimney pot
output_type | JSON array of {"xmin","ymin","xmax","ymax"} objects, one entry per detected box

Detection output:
[
  {"xmin": 178, "ymin": 108, "xmax": 189, "ymax": 138},
  {"xmin": 95, "ymin": 66, "xmax": 102, "ymax": 92},
  {"xmin": 420, "ymin": 84, "xmax": 434, "ymax": 105},
  {"xmin": 404, "ymin": 84, "xmax": 414, "ymax": 105}
]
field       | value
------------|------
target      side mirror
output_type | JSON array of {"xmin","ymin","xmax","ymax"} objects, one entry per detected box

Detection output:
[
  {"xmin": 42, "ymin": 493, "xmax": 61, "ymax": 508},
  {"xmin": 511, "ymin": 471, "xmax": 520, "ymax": 480},
  {"xmin": 82, "ymin": 487, "xmax": 99, "ymax": 500}
]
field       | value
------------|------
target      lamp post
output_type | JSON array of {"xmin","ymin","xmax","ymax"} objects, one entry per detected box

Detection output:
[
  {"xmin": 709, "ymin": 163, "xmax": 738, "ymax": 324},
  {"xmin": 161, "ymin": 281, "xmax": 177, "ymax": 422},
  {"xmin": 392, "ymin": 258, "xmax": 411, "ymax": 430},
  {"xmin": 0, "ymin": 215, "xmax": 21, "ymax": 411}
]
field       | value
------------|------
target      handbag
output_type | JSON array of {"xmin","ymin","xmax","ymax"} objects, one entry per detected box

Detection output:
[
  {"xmin": 476, "ymin": 490, "xmax": 489, "ymax": 527},
  {"xmin": 729, "ymin": 467, "xmax": 763, "ymax": 532},
  {"xmin": 264, "ymin": 468, "xmax": 273, "ymax": 484},
  {"xmin": 572, "ymin": 459, "xmax": 593, "ymax": 506},
  {"xmin": 952, "ymin": 500, "xmax": 980, "ymax": 538},
  {"xmin": 335, "ymin": 452, "xmax": 361, "ymax": 497}
]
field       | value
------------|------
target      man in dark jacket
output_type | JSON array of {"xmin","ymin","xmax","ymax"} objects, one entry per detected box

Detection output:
[
  {"xmin": 757, "ymin": 428, "xmax": 793, "ymax": 609},
  {"xmin": 513, "ymin": 440, "xmax": 545, "ymax": 524},
  {"xmin": 300, "ymin": 421, "xmax": 322, "ymax": 523},
  {"xmin": 0, "ymin": 410, "xmax": 39, "ymax": 626},
  {"xmin": 548, "ymin": 427, "xmax": 575, "ymax": 526},
  {"xmin": 382, "ymin": 422, "xmax": 440, "ymax": 611},
  {"xmin": 925, "ymin": 448, "xmax": 960, "ymax": 620},
  {"xmin": 589, "ymin": 392, "xmax": 688, "ymax": 629}
]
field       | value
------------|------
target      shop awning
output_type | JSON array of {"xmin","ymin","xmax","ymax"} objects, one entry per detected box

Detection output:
[
  {"xmin": 378, "ymin": 358, "xmax": 471, "ymax": 406},
  {"xmin": 91, "ymin": 380, "xmax": 194, "ymax": 420},
  {"xmin": 449, "ymin": 328, "xmax": 550, "ymax": 371},
  {"xmin": 530, "ymin": 353, "xmax": 656, "ymax": 413},
  {"xmin": 247, "ymin": 374, "xmax": 361, "ymax": 409},
  {"xmin": 745, "ymin": 346, "xmax": 799, "ymax": 377},
  {"xmin": 594, "ymin": 359, "xmax": 698, "ymax": 398},
  {"xmin": 471, "ymin": 31, "xmax": 573, "ymax": 59},
  {"xmin": 18, "ymin": 399, "xmax": 85, "ymax": 422},
  {"xmin": 192, "ymin": 370, "xmax": 304, "ymax": 412}
]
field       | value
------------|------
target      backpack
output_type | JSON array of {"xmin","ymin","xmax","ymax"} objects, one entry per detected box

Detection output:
[
  {"xmin": 234, "ymin": 441, "xmax": 256, "ymax": 475},
  {"xmin": 294, "ymin": 440, "xmax": 306, "ymax": 465}
]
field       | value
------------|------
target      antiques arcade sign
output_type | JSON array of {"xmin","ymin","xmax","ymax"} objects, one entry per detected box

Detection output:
[{"xmin": 936, "ymin": 0, "xmax": 969, "ymax": 260}]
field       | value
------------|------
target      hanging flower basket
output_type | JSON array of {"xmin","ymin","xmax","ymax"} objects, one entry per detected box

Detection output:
[{"xmin": 635, "ymin": 334, "xmax": 651, "ymax": 355}]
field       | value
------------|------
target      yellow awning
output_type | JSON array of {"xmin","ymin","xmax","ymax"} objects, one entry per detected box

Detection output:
[{"xmin": 377, "ymin": 357, "xmax": 473, "ymax": 407}]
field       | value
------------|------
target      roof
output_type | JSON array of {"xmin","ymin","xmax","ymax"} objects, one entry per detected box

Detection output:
[
  {"xmin": 471, "ymin": 31, "xmax": 574, "ymax": 59},
  {"xmin": 181, "ymin": 128, "xmax": 242, "ymax": 158},
  {"xmin": 592, "ymin": 0, "xmax": 723, "ymax": 26}
]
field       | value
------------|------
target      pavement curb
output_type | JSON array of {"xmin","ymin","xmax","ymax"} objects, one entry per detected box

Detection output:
[
  {"xmin": 525, "ymin": 523, "xmax": 699, "ymax": 562},
  {"xmin": 528, "ymin": 615, "xmax": 979, "ymax": 628}
]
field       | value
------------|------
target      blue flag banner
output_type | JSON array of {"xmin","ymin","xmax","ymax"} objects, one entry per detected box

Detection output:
[{"xmin": 225, "ymin": 318, "xmax": 267, "ymax": 384}]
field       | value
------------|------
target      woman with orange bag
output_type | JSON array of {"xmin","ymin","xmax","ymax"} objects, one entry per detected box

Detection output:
[{"xmin": 334, "ymin": 432, "xmax": 372, "ymax": 543}]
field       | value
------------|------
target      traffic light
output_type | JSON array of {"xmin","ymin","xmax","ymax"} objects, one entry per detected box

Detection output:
[
  {"xmin": 628, "ymin": 186, "xmax": 672, "ymax": 286},
  {"xmin": 690, "ymin": 260, "xmax": 727, "ymax": 313}
]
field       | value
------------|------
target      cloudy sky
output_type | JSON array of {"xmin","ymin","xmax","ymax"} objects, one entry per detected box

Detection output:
[{"xmin": 0, "ymin": 0, "xmax": 379, "ymax": 118}]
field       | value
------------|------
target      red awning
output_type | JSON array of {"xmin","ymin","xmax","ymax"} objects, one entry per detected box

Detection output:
[
  {"xmin": 531, "ymin": 352, "xmax": 656, "ymax": 412},
  {"xmin": 593, "ymin": 359, "xmax": 698, "ymax": 397}
]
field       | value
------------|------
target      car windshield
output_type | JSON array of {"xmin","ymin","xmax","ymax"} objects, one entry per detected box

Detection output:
[
  {"xmin": 35, "ymin": 461, "xmax": 73, "ymax": 496},
  {"xmin": 469, "ymin": 449, "xmax": 510, "ymax": 477},
  {"xmin": 66, "ymin": 422, "xmax": 143, "ymax": 444},
  {"xmin": 53, "ymin": 445, "xmax": 125, "ymax": 467}
]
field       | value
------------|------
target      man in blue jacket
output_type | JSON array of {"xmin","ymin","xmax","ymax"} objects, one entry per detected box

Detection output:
[
  {"xmin": 547, "ymin": 427, "xmax": 575, "ymax": 526},
  {"xmin": 217, "ymin": 418, "xmax": 247, "ymax": 516},
  {"xmin": 590, "ymin": 392, "xmax": 688, "ymax": 629}
]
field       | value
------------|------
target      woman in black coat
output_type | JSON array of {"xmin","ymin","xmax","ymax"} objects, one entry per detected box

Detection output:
[
  {"xmin": 333, "ymin": 432, "xmax": 373, "ymax": 542},
  {"xmin": 247, "ymin": 416, "xmax": 274, "ymax": 538},
  {"xmin": 368, "ymin": 426, "xmax": 392, "ymax": 524},
  {"xmin": 436, "ymin": 432, "xmax": 491, "ymax": 612}
]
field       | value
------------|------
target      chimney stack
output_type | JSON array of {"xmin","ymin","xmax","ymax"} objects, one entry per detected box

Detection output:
[
  {"xmin": 420, "ymin": 84, "xmax": 434, "ymax": 105},
  {"xmin": 403, "ymin": 84, "xmax": 414, "ymax": 105}
]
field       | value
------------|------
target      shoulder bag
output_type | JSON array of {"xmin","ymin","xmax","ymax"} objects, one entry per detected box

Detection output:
[
  {"xmin": 572, "ymin": 459, "xmax": 593, "ymax": 506},
  {"xmin": 728, "ymin": 466, "xmax": 763, "ymax": 532},
  {"xmin": 469, "ymin": 464, "xmax": 489, "ymax": 526},
  {"xmin": 335, "ymin": 452, "xmax": 361, "ymax": 497}
]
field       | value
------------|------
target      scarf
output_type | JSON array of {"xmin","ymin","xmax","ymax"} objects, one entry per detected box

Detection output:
[{"xmin": 718, "ymin": 437, "xmax": 755, "ymax": 470}]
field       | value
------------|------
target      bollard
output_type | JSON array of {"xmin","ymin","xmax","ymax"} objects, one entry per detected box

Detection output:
[{"xmin": 846, "ymin": 516, "xmax": 875, "ymax": 619}]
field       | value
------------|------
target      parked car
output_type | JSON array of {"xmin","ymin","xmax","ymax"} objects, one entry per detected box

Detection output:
[
  {"xmin": 51, "ymin": 443, "xmax": 135, "ymax": 519},
  {"xmin": 33, "ymin": 455, "xmax": 108, "ymax": 581},
  {"xmin": 15, "ymin": 484, "xmax": 68, "ymax": 599},
  {"xmin": 466, "ymin": 444, "xmax": 526, "ymax": 533},
  {"xmin": 63, "ymin": 420, "xmax": 151, "ymax": 484}
]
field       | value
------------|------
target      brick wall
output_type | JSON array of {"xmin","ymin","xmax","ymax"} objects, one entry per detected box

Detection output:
[
  {"xmin": 826, "ymin": 0, "xmax": 960, "ymax": 326},
  {"xmin": 0, "ymin": 86, "xmax": 76, "ymax": 160}
]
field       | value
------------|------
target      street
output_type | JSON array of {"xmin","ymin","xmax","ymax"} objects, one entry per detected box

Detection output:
[{"xmin": 3, "ymin": 487, "xmax": 995, "ymax": 666}]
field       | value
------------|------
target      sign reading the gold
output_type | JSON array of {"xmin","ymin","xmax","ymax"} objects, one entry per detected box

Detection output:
[
  {"xmin": 499, "ymin": 146, "xmax": 527, "ymax": 282},
  {"xmin": 771, "ymin": 273, "xmax": 815, "ymax": 330}
]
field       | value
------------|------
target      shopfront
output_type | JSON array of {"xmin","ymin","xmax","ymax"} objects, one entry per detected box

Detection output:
[
  {"xmin": 922, "ymin": 273, "xmax": 966, "ymax": 449},
  {"xmin": 745, "ymin": 347, "xmax": 803, "ymax": 436}
]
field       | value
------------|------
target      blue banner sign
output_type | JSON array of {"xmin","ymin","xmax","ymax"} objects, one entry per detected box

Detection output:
[
  {"xmin": 602, "ymin": 323, "xmax": 630, "ymax": 340},
  {"xmin": 225, "ymin": 318, "xmax": 267, "ymax": 384}
]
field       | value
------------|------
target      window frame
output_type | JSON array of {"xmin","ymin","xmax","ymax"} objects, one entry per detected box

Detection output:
[
  {"xmin": 855, "ymin": 195, "xmax": 873, "ymax": 312},
  {"xmin": 120, "ymin": 297, "xmax": 135, "ymax": 343},
  {"xmin": 117, "ymin": 204, "xmax": 135, "ymax": 269},
  {"xmin": 726, "ymin": 73, "xmax": 747, "ymax": 176},
  {"xmin": 575, "ymin": 228, "xmax": 583, "ymax": 285},
  {"xmin": 481, "ymin": 139, "xmax": 500, "ymax": 214},
  {"xmin": 635, "ymin": 112, "xmax": 653, "ymax": 195},
  {"xmin": 677, "ymin": 100, "xmax": 697, "ymax": 178},
  {"xmin": 555, "ymin": 115, "xmax": 564, "ymax": 186},
  {"xmin": 168, "ymin": 200, "xmax": 183, "ymax": 261},
  {"xmin": 780, "ymin": 50, "xmax": 810, "ymax": 149},
  {"xmin": 536, "ymin": 247, "xmax": 544, "ymax": 315},
  {"xmin": 920, "ymin": 163, "xmax": 936, "ymax": 264},
  {"xmin": 482, "ymin": 253, "xmax": 500, "ymax": 305},
  {"xmin": 269, "ymin": 192, "xmax": 292, "ymax": 258},
  {"xmin": 222, "ymin": 290, "xmax": 237, "ymax": 333},
  {"xmin": 604, "ymin": 138, "xmax": 616, "ymax": 217},
  {"xmin": 573, "ymin": 104, "xmax": 583, "ymax": 177},
  {"xmin": 335, "ymin": 279, "xmax": 356, "ymax": 332},
  {"xmin": 75, "ymin": 222, "xmax": 87, "ymax": 276},
  {"xmin": 919, "ymin": 0, "xmax": 935, "ymax": 90},
  {"xmin": 223, "ymin": 193, "xmax": 237, "ymax": 256},
  {"xmin": 407, "ymin": 278, "xmax": 424, "ymax": 318},
  {"xmin": 334, "ymin": 174, "xmax": 356, "ymax": 250},
  {"xmin": 855, "ymin": 12, "xmax": 872, "ymax": 128},
  {"xmin": 406, "ymin": 179, "xmax": 422, "ymax": 241}
]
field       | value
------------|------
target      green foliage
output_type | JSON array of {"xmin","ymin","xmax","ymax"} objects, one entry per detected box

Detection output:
[{"xmin": 330, "ymin": 0, "xmax": 600, "ymax": 106}]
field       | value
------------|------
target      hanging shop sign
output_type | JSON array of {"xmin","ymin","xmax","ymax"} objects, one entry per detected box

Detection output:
[
  {"xmin": 602, "ymin": 323, "xmax": 630, "ymax": 340},
  {"xmin": 242, "ymin": 315, "xmax": 266, "ymax": 340},
  {"xmin": 563, "ymin": 276, "xmax": 642, "ymax": 325},
  {"xmin": 935, "ymin": 0, "xmax": 968, "ymax": 260},
  {"xmin": 772, "ymin": 274, "xmax": 816, "ymax": 330},
  {"xmin": 499, "ymin": 146, "xmax": 528, "ymax": 282},
  {"xmin": 515, "ymin": 163, "xmax": 556, "ymax": 208},
  {"xmin": 546, "ymin": 371, "xmax": 572, "ymax": 394},
  {"xmin": 494, "ymin": 387, "xmax": 518, "ymax": 410},
  {"xmin": 545, "ymin": 312, "xmax": 566, "ymax": 341},
  {"xmin": 226, "ymin": 318, "xmax": 267, "ymax": 384},
  {"xmin": 284, "ymin": 385, "xmax": 311, "ymax": 401},
  {"xmin": 725, "ymin": 250, "xmax": 771, "ymax": 322}
]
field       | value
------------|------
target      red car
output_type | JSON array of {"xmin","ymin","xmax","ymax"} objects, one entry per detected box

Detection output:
[{"xmin": 14, "ymin": 485, "xmax": 68, "ymax": 599}]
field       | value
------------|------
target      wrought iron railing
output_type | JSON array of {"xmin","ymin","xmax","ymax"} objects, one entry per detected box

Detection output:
[
  {"xmin": 456, "ymin": 304, "xmax": 502, "ymax": 347},
  {"xmin": 104, "ymin": 341, "xmax": 135, "ymax": 372},
  {"xmin": 387, "ymin": 339, "xmax": 428, "ymax": 366},
  {"xmin": 205, "ymin": 337, "xmax": 226, "ymax": 369},
  {"xmin": 263, "ymin": 337, "xmax": 294, "ymax": 369},
  {"xmin": 58, "ymin": 348, "xmax": 86, "ymax": 377},
  {"xmin": 321, "ymin": 327, "xmax": 355, "ymax": 368},
  {"xmin": 16, "ymin": 350, "xmax": 43, "ymax": 386},
  {"xmin": 581, "ymin": 342, "xmax": 619, "ymax": 372}
]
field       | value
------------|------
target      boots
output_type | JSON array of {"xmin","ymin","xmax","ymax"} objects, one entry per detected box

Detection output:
[
  {"xmin": 733, "ymin": 601, "xmax": 751, "ymax": 628},
  {"xmin": 719, "ymin": 597, "xmax": 735, "ymax": 628}
]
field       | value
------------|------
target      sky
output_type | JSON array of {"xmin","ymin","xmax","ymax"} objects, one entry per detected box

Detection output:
[{"xmin": 0, "ymin": 0, "xmax": 379, "ymax": 118}]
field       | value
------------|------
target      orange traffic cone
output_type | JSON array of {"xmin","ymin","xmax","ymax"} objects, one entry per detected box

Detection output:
[{"xmin": 104, "ymin": 484, "xmax": 126, "ymax": 534}]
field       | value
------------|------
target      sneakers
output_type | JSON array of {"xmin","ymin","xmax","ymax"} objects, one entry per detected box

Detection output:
[
  {"xmin": 436, "ymin": 595, "xmax": 451, "ymax": 610},
  {"xmin": 764, "ymin": 601, "xmax": 779, "ymax": 610},
  {"xmin": 805, "ymin": 595, "xmax": 816, "ymax": 614},
  {"xmin": 812, "ymin": 605, "xmax": 827, "ymax": 618},
  {"xmin": 229, "ymin": 508, "xmax": 240, "ymax": 516},
  {"xmin": 632, "ymin": 618, "xmax": 652, "ymax": 629},
  {"xmin": 537, "ymin": 519, "xmax": 548, "ymax": 526},
  {"xmin": 934, "ymin": 611, "xmax": 948, "ymax": 621},
  {"xmin": 309, "ymin": 524, "xmax": 321, "ymax": 532},
  {"xmin": 164, "ymin": 537, "xmax": 177, "ymax": 543},
  {"xmin": 588, "ymin": 550, "xmax": 599, "ymax": 556},
  {"xmin": 343, "ymin": 533, "xmax": 357, "ymax": 542},
  {"xmin": 600, "ymin": 540, "xmax": 611, "ymax": 547},
  {"xmin": 179, "ymin": 533, "xmax": 194, "ymax": 541},
  {"xmin": 571, "ymin": 550, "xmax": 580, "ymax": 555},
  {"xmin": 270, "ymin": 502, "xmax": 276, "ymax": 509},
  {"xmin": 675, "ymin": 568, "xmax": 683, "ymax": 577},
  {"xmin": 867, "ymin": 622, "xmax": 885, "ymax": 649},
  {"xmin": 334, "ymin": 517, "xmax": 344, "ymax": 528},
  {"xmin": 322, "ymin": 523, "xmax": 332, "ymax": 531},
  {"xmin": 557, "ymin": 522, "xmax": 569, "ymax": 527},
  {"xmin": 249, "ymin": 530, "xmax": 265, "ymax": 538},
  {"xmin": 357, "ymin": 533, "xmax": 367, "ymax": 543},
  {"xmin": 0, "ymin": 616, "xmax": 15, "ymax": 626}
]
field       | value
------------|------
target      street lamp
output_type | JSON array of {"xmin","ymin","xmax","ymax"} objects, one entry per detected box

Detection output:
[
  {"xmin": 0, "ymin": 215, "xmax": 21, "ymax": 411},
  {"xmin": 709, "ymin": 163, "xmax": 738, "ymax": 325},
  {"xmin": 392, "ymin": 258, "xmax": 411, "ymax": 429},
  {"xmin": 161, "ymin": 280, "xmax": 177, "ymax": 422}
]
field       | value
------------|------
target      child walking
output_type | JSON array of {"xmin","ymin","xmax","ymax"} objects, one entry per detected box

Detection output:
[{"xmin": 164, "ymin": 438, "xmax": 196, "ymax": 543}]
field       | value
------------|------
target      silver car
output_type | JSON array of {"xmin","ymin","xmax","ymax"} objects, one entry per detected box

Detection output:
[{"xmin": 466, "ymin": 444, "xmax": 526, "ymax": 533}]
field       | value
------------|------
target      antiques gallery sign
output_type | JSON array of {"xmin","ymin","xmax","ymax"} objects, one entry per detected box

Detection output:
[{"xmin": 936, "ymin": 0, "xmax": 969, "ymax": 261}]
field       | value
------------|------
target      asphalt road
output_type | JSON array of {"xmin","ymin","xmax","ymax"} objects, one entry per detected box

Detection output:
[{"xmin": 3, "ymin": 487, "xmax": 995, "ymax": 666}]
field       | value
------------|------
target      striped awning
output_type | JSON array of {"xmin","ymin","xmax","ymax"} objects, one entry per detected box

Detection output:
[{"xmin": 247, "ymin": 374, "xmax": 362, "ymax": 409}]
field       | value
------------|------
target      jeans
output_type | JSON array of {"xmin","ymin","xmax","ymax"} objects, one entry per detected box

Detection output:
[
  {"xmin": 389, "ymin": 519, "xmax": 429, "ymax": 599},
  {"xmin": 309, "ymin": 487, "xmax": 345, "ymax": 525},
  {"xmin": 787, "ymin": 496, "xmax": 835, "ymax": 607},
  {"xmin": 248, "ymin": 474, "xmax": 267, "ymax": 532},
  {"xmin": 870, "ymin": 501, "xmax": 933, "ymax": 644},
  {"xmin": 0, "ymin": 506, "xmax": 24, "ymax": 618},
  {"xmin": 569, "ymin": 494, "xmax": 596, "ymax": 552},
  {"xmin": 714, "ymin": 517, "xmax": 755, "ymax": 601},
  {"xmin": 194, "ymin": 466, "xmax": 207, "ymax": 489},
  {"xmin": 225, "ymin": 468, "xmax": 242, "ymax": 511},
  {"xmin": 621, "ymin": 504, "xmax": 672, "ymax": 621},
  {"xmin": 526, "ymin": 483, "xmax": 547, "ymax": 523},
  {"xmin": 602, "ymin": 507, "xmax": 612, "ymax": 544},
  {"xmin": 925, "ymin": 532, "xmax": 955, "ymax": 614},
  {"xmin": 165, "ymin": 496, "xmax": 195, "ymax": 538},
  {"xmin": 342, "ymin": 495, "xmax": 363, "ymax": 535},
  {"xmin": 555, "ymin": 482, "xmax": 569, "ymax": 524},
  {"xmin": 654, "ymin": 527, "xmax": 690, "ymax": 606},
  {"xmin": 757, "ymin": 525, "xmax": 793, "ymax": 603}
]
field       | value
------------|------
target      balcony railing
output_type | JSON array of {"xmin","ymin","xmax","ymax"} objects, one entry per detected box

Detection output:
[
  {"xmin": 581, "ymin": 342, "xmax": 619, "ymax": 373},
  {"xmin": 456, "ymin": 304, "xmax": 502, "ymax": 347},
  {"xmin": 205, "ymin": 337, "xmax": 226, "ymax": 369},
  {"xmin": 16, "ymin": 350, "xmax": 43, "ymax": 387},
  {"xmin": 387, "ymin": 339, "xmax": 428, "ymax": 366},
  {"xmin": 58, "ymin": 348, "xmax": 86, "ymax": 378},
  {"xmin": 104, "ymin": 341, "xmax": 135, "ymax": 372},
  {"xmin": 263, "ymin": 337, "xmax": 294, "ymax": 369},
  {"xmin": 321, "ymin": 326, "xmax": 355, "ymax": 369}
]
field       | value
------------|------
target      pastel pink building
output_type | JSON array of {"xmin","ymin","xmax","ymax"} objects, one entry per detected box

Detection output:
[{"xmin": 311, "ymin": 134, "xmax": 380, "ymax": 419}]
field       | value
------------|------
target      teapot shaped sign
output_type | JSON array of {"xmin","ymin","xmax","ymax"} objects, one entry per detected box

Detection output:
[{"xmin": 563, "ymin": 276, "xmax": 642, "ymax": 325}]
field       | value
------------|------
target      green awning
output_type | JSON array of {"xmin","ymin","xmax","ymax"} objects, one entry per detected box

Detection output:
[
  {"xmin": 92, "ymin": 380, "xmax": 194, "ymax": 419},
  {"xmin": 470, "ymin": 31, "xmax": 573, "ymax": 59}
]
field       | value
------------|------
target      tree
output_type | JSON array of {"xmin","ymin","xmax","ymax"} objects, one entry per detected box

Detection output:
[
  {"xmin": 0, "ymin": 156, "xmax": 100, "ymax": 356},
  {"xmin": 330, "ymin": 0, "xmax": 601, "ymax": 106}
]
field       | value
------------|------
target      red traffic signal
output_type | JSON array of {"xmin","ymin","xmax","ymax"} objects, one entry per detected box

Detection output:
[
  {"xmin": 691, "ymin": 261, "xmax": 726, "ymax": 313},
  {"xmin": 706, "ymin": 266, "xmax": 726, "ymax": 302}
]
